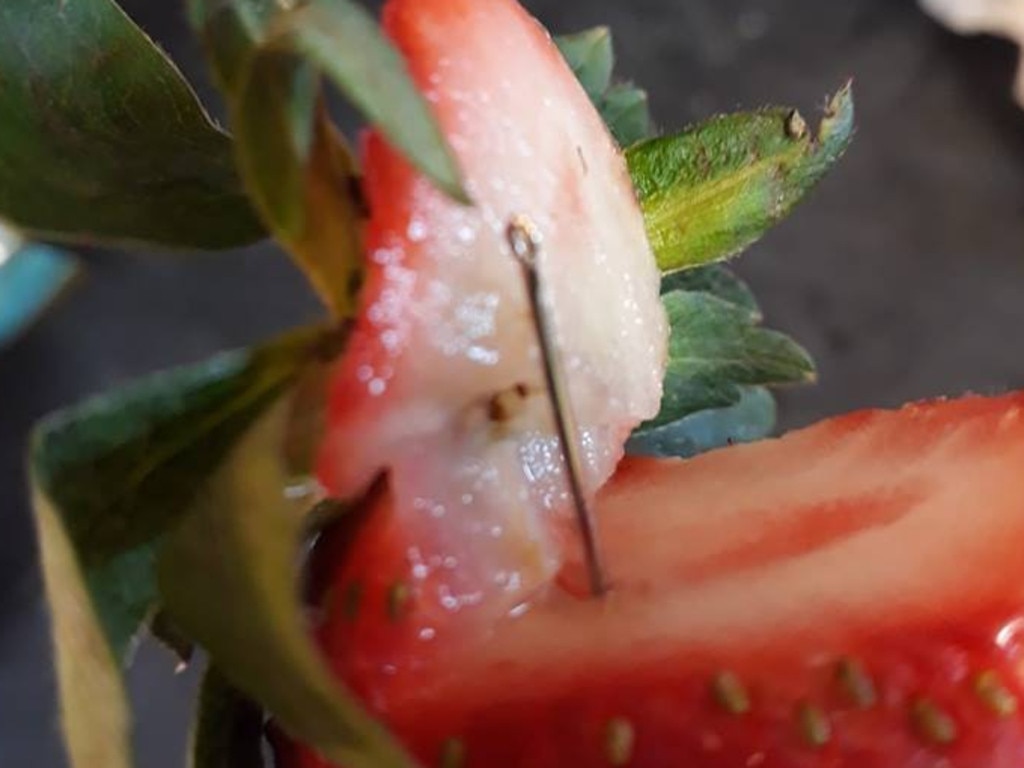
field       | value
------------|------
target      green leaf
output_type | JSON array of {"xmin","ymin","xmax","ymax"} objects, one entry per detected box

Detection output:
[
  {"xmin": 234, "ymin": 54, "xmax": 320, "ymax": 240},
  {"xmin": 189, "ymin": 667, "xmax": 266, "ymax": 768},
  {"xmin": 0, "ymin": 0, "xmax": 264, "ymax": 249},
  {"xmin": 627, "ymin": 386, "xmax": 776, "ymax": 458},
  {"xmin": 554, "ymin": 27, "xmax": 614, "ymax": 100},
  {"xmin": 628, "ymin": 82, "xmax": 854, "ymax": 272},
  {"xmin": 193, "ymin": 0, "xmax": 467, "ymax": 204},
  {"xmin": 555, "ymin": 28, "xmax": 654, "ymax": 146},
  {"xmin": 34, "ymin": 484, "xmax": 133, "ymax": 768},
  {"xmin": 236, "ymin": 56, "xmax": 365, "ymax": 315},
  {"xmin": 273, "ymin": 0, "xmax": 469, "ymax": 202},
  {"xmin": 191, "ymin": 0, "xmax": 466, "ymax": 315},
  {"xmin": 192, "ymin": 0, "xmax": 365, "ymax": 316},
  {"xmin": 660, "ymin": 264, "xmax": 759, "ymax": 318},
  {"xmin": 31, "ymin": 327, "xmax": 324, "ymax": 768},
  {"xmin": 599, "ymin": 84, "xmax": 653, "ymax": 147},
  {"xmin": 190, "ymin": 0, "xmax": 277, "ymax": 94},
  {"xmin": 646, "ymin": 290, "xmax": 814, "ymax": 431},
  {"xmin": 158, "ymin": 398, "xmax": 413, "ymax": 768}
]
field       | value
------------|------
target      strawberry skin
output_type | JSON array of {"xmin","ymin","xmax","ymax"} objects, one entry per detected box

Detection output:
[{"xmin": 286, "ymin": 393, "xmax": 1024, "ymax": 768}]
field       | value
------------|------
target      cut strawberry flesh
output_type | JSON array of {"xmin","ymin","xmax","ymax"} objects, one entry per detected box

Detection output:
[
  {"xmin": 295, "ymin": 0, "xmax": 1024, "ymax": 764},
  {"xmin": 381, "ymin": 619, "xmax": 1024, "ymax": 768},
  {"xmin": 316, "ymin": 0, "xmax": 666, "ymax": 634},
  {"xmin": 293, "ymin": 393, "xmax": 1024, "ymax": 767}
]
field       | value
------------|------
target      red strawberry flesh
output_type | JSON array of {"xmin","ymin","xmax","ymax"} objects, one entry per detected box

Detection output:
[{"xmin": 293, "ymin": 393, "xmax": 1024, "ymax": 768}]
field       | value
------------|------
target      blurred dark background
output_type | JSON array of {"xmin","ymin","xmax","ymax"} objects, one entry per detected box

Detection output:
[{"xmin": 3, "ymin": 0, "xmax": 1024, "ymax": 764}]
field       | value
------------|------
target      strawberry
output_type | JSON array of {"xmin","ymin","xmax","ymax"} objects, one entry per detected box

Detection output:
[
  {"xmin": 286, "ymin": 0, "xmax": 1024, "ymax": 766},
  {"xmin": 316, "ymin": 0, "xmax": 666, "ymax": 646},
  {"xmin": 289, "ymin": 393, "xmax": 1024, "ymax": 768}
]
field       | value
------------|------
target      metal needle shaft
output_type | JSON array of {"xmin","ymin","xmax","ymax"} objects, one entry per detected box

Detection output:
[{"xmin": 505, "ymin": 215, "xmax": 609, "ymax": 598}]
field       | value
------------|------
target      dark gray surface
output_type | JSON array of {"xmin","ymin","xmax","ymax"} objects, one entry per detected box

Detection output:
[{"xmin": 3, "ymin": 0, "xmax": 1024, "ymax": 765}]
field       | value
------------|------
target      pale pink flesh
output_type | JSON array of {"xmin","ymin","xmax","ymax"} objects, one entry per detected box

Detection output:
[{"xmin": 319, "ymin": 0, "xmax": 667, "ymax": 625}]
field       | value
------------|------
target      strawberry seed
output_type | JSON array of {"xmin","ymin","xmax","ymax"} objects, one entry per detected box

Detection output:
[
  {"xmin": 387, "ymin": 580, "xmax": 412, "ymax": 622},
  {"xmin": 796, "ymin": 701, "xmax": 831, "ymax": 747},
  {"xmin": 712, "ymin": 671, "xmax": 751, "ymax": 715},
  {"xmin": 835, "ymin": 656, "xmax": 877, "ymax": 709},
  {"xmin": 973, "ymin": 670, "xmax": 1018, "ymax": 717},
  {"xmin": 910, "ymin": 697, "xmax": 958, "ymax": 746},
  {"xmin": 439, "ymin": 737, "xmax": 465, "ymax": 768},
  {"xmin": 604, "ymin": 717, "xmax": 635, "ymax": 766}
]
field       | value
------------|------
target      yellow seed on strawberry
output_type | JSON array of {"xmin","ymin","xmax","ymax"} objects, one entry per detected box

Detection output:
[
  {"xmin": 796, "ymin": 701, "xmax": 831, "ymax": 747},
  {"xmin": 387, "ymin": 580, "xmax": 412, "ymax": 622},
  {"xmin": 835, "ymin": 656, "xmax": 877, "ymax": 709},
  {"xmin": 605, "ymin": 717, "xmax": 635, "ymax": 766},
  {"xmin": 439, "ymin": 737, "xmax": 465, "ymax": 768},
  {"xmin": 910, "ymin": 698, "xmax": 958, "ymax": 746},
  {"xmin": 973, "ymin": 670, "xmax": 1018, "ymax": 717},
  {"xmin": 712, "ymin": 671, "xmax": 751, "ymax": 715}
]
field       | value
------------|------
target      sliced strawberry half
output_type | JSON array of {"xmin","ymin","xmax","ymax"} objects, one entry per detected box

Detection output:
[
  {"xmin": 289, "ymin": 392, "xmax": 1024, "ymax": 767},
  {"xmin": 316, "ymin": 0, "xmax": 666, "ymax": 644}
]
